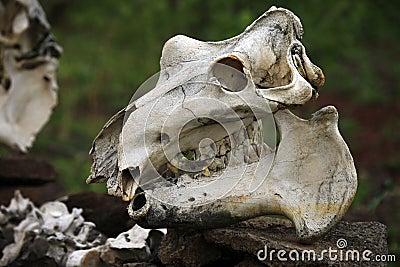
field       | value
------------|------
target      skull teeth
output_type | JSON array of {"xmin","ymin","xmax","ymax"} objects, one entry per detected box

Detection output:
[{"xmin": 161, "ymin": 119, "xmax": 272, "ymax": 182}]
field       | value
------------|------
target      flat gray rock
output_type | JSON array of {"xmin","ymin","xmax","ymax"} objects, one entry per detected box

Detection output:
[{"xmin": 159, "ymin": 217, "xmax": 388, "ymax": 266}]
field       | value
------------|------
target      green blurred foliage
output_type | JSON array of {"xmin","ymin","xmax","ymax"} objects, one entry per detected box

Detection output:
[
  {"xmin": 26, "ymin": 0, "xmax": 398, "ymax": 192},
  {"xmin": 25, "ymin": 1, "xmax": 400, "ymax": 193}
]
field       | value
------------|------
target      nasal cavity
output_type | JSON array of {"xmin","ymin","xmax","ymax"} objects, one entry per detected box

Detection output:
[{"xmin": 131, "ymin": 193, "xmax": 147, "ymax": 212}]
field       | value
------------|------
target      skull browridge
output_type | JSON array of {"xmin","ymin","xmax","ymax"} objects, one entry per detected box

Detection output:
[{"xmin": 88, "ymin": 6, "xmax": 356, "ymax": 242}]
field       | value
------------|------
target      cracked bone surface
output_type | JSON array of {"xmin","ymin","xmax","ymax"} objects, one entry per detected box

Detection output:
[
  {"xmin": 88, "ymin": 6, "xmax": 357, "ymax": 242},
  {"xmin": 0, "ymin": 0, "xmax": 62, "ymax": 152}
]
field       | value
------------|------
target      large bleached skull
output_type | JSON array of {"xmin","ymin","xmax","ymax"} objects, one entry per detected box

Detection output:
[{"xmin": 88, "ymin": 7, "xmax": 357, "ymax": 242}]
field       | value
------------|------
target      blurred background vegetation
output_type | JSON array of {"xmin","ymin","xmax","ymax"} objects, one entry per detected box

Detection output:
[{"xmin": 1, "ymin": 0, "xmax": 399, "ymax": 259}]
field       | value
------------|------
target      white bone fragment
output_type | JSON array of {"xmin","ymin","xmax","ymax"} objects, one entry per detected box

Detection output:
[
  {"xmin": 0, "ymin": 191, "xmax": 105, "ymax": 266},
  {"xmin": 0, "ymin": 0, "xmax": 62, "ymax": 152}
]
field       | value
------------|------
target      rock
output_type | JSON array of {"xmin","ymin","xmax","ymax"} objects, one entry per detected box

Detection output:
[
  {"xmin": 158, "ymin": 216, "xmax": 388, "ymax": 266},
  {"xmin": 62, "ymin": 192, "xmax": 134, "ymax": 237},
  {"xmin": 234, "ymin": 257, "xmax": 265, "ymax": 267},
  {"xmin": 0, "ymin": 183, "xmax": 66, "ymax": 207},
  {"xmin": 8, "ymin": 256, "xmax": 58, "ymax": 267},
  {"xmin": 0, "ymin": 157, "xmax": 58, "ymax": 184},
  {"xmin": 158, "ymin": 229, "xmax": 222, "ymax": 266},
  {"xmin": 0, "ymin": 157, "xmax": 65, "ymax": 206},
  {"xmin": 122, "ymin": 263, "xmax": 158, "ymax": 267}
]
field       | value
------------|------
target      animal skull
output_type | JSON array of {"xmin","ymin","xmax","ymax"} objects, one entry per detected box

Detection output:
[{"xmin": 88, "ymin": 6, "xmax": 357, "ymax": 242}]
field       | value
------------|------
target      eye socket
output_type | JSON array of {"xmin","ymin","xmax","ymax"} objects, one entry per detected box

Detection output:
[{"xmin": 210, "ymin": 56, "xmax": 248, "ymax": 92}]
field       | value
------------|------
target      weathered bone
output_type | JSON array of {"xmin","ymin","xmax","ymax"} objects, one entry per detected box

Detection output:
[
  {"xmin": 126, "ymin": 107, "xmax": 356, "ymax": 241},
  {"xmin": 0, "ymin": 191, "xmax": 165, "ymax": 266},
  {"xmin": 88, "ymin": 6, "xmax": 356, "ymax": 242},
  {"xmin": 0, "ymin": 191, "xmax": 105, "ymax": 266},
  {"xmin": 0, "ymin": 0, "xmax": 62, "ymax": 152}
]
